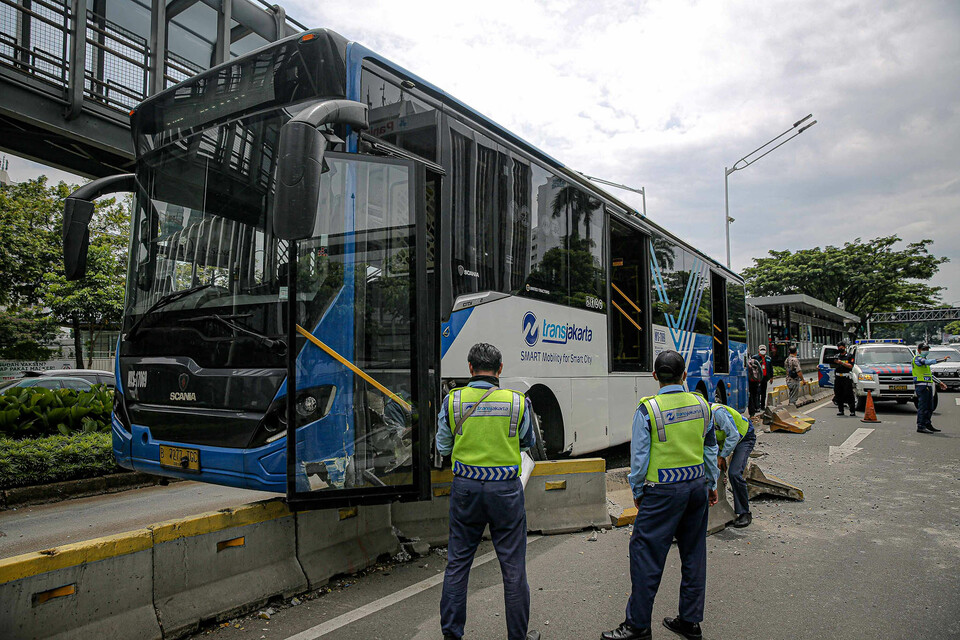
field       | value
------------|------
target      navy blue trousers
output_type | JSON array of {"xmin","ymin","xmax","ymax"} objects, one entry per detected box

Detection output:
[
  {"xmin": 916, "ymin": 385, "xmax": 933, "ymax": 429},
  {"xmin": 728, "ymin": 428, "xmax": 757, "ymax": 515},
  {"xmin": 440, "ymin": 476, "xmax": 529, "ymax": 640},
  {"xmin": 625, "ymin": 478, "xmax": 709, "ymax": 630}
]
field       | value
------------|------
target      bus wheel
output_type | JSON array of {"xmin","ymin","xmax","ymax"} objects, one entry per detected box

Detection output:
[
  {"xmin": 696, "ymin": 383, "xmax": 708, "ymax": 400},
  {"xmin": 715, "ymin": 383, "xmax": 727, "ymax": 406},
  {"xmin": 530, "ymin": 411, "xmax": 548, "ymax": 461},
  {"xmin": 525, "ymin": 385, "xmax": 564, "ymax": 459}
]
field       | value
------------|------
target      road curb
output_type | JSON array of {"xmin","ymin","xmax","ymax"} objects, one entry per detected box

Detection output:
[{"xmin": 1, "ymin": 472, "xmax": 180, "ymax": 510}]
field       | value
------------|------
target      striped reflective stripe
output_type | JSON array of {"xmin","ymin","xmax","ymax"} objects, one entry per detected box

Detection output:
[
  {"xmin": 508, "ymin": 392, "xmax": 521, "ymax": 438},
  {"xmin": 453, "ymin": 461, "xmax": 519, "ymax": 480},
  {"xmin": 452, "ymin": 390, "xmax": 463, "ymax": 434},
  {"xmin": 648, "ymin": 400, "xmax": 667, "ymax": 442},
  {"xmin": 657, "ymin": 464, "xmax": 705, "ymax": 483},
  {"xmin": 692, "ymin": 395, "xmax": 711, "ymax": 436}
]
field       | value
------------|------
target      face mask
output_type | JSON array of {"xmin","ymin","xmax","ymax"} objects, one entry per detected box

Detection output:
[{"xmin": 920, "ymin": 351, "xmax": 929, "ymax": 358}]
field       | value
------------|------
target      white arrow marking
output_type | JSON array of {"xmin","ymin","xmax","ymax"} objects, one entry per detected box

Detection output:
[{"xmin": 829, "ymin": 427, "xmax": 874, "ymax": 464}]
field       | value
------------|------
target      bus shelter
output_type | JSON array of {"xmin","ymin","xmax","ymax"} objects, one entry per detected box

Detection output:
[{"xmin": 747, "ymin": 294, "xmax": 859, "ymax": 365}]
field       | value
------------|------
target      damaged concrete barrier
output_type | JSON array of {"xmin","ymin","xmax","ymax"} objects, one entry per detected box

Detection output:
[
  {"xmin": 391, "ymin": 470, "xmax": 454, "ymax": 546},
  {"xmin": 151, "ymin": 500, "xmax": 307, "ymax": 639},
  {"xmin": 296, "ymin": 503, "xmax": 398, "ymax": 589},
  {"xmin": 0, "ymin": 529, "xmax": 161, "ymax": 640},
  {"xmin": 525, "ymin": 459, "xmax": 610, "ymax": 534},
  {"xmin": 707, "ymin": 474, "xmax": 737, "ymax": 534},
  {"xmin": 745, "ymin": 463, "xmax": 804, "ymax": 501}
]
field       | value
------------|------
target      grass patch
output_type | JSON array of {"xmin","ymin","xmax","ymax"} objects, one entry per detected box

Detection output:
[{"xmin": 0, "ymin": 432, "xmax": 122, "ymax": 490}]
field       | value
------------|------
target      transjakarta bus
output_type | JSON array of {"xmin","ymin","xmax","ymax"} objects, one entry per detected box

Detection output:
[{"xmin": 63, "ymin": 29, "xmax": 747, "ymax": 508}]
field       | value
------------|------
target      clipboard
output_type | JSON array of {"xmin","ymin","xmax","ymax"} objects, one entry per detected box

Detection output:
[{"xmin": 520, "ymin": 452, "xmax": 536, "ymax": 489}]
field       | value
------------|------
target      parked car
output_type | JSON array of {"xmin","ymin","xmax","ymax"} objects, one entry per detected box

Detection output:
[
  {"xmin": 929, "ymin": 347, "xmax": 960, "ymax": 390},
  {"xmin": 21, "ymin": 368, "xmax": 115, "ymax": 389},
  {"xmin": 0, "ymin": 376, "xmax": 95, "ymax": 392}
]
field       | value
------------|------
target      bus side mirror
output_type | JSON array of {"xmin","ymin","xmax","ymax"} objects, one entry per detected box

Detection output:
[
  {"xmin": 272, "ymin": 99, "xmax": 368, "ymax": 241},
  {"xmin": 273, "ymin": 122, "xmax": 328, "ymax": 241},
  {"xmin": 63, "ymin": 173, "xmax": 137, "ymax": 280},
  {"xmin": 63, "ymin": 197, "xmax": 95, "ymax": 280}
]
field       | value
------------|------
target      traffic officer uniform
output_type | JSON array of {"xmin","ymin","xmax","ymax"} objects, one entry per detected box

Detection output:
[
  {"xmin": 712, "ymin": 403, "xmax": 754, "ymax": 527},
  {"xmin": 832, "ymin": 344, "xmax": 856, "ymax": 416},
  {"xmin": 603, "ymin": 350, "xmax": 719, "ymax": 640},
  {"xmin": 435, "ymin": 373, "xmax": 537, "ymax": 640},
  {"xmin": 913, "ymin": 344, "xmax": 948, "ymax": 434}
]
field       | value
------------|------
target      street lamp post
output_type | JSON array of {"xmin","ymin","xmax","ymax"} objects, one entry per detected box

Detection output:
[{"xmin": 724, "ymin": 114, "xmax": 818, "ymax": 268}]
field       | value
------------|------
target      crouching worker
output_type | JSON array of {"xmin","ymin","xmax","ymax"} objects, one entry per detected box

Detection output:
[
  {"xmin": 602, "ymin": 350, "xmax": 719, "ymax": 640},
  {"xmin": 436, "ymin": 342, "xmax": 540, "ymax": 640},
  {"xmin": 712, "ymin": 401, "xmax": 755, "ymax": 527}
]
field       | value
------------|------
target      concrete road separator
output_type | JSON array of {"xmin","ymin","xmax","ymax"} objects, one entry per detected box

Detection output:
[{"xmin": 745, "ymin": 463, "xmax": 805, "ymax": 501}]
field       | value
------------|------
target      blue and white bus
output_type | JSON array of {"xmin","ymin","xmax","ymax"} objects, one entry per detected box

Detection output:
[{"xmin": 62, "ymin": 28, "xmax": 747, "ymax": 508}]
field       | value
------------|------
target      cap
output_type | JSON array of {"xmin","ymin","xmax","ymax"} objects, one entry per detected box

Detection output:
[
  {"xmin": 918, "ymin": 343, "xmax": 930, "ymax": 351},
  {"xmin": 837, "ymin": 341, "xmax": 847, "ymax": 348},
  {"xmin": 654, "ymin": 350, "xmax": 686, "ymax": 380}
]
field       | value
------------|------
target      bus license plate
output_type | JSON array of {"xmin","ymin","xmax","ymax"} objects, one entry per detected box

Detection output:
[
  {"xmin": 889, "ymin": 385, "xmax": 908, "ymax": 392},
  {"xmin": 159, "ymin": 445, "xmax": 200, "ymax": 471}
]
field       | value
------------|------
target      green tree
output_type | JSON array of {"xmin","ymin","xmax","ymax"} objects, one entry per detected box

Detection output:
[
  {"xmin": 945, "ymin": 320, "xmax": 960, "ymax": 336},
  {"xmin": 742, "ymin": 236, "xmax": 948, "ymax": 334},
  {"xmin": 42, "ymin": 196, "xmax": 129, "ymax": 368},
  {"xmin": 0, "ymin": 309, "xmax": 59, "ymax": 360}
]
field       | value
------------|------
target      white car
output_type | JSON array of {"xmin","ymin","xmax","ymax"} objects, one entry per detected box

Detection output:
[
  {"xmin": 818, "ymin": 341, "xmax": 938, "ymax": 411},
  {"xmin": 929, "ymin": 346, "xmax": 960, "ymax": 390}
]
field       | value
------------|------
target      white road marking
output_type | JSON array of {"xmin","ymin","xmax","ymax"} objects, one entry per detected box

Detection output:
[
  {"xmin": 803, "ymin": 398, "xmax": 834, "ymax": 415},
  {"xmin": 955, "ymin": 397, "xmax": 959, "ymax": 406},
  {"xmin": 829, "ymin": 428, "xmax": 874, "ymax": 464},
  {"xmin": 283, "ymin": 536, "xmax": 543, "ymax": 640}
]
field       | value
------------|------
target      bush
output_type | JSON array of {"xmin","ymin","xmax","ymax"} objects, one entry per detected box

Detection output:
[
  {"xmin": 0, "ymin": 432, "xmax": 120, "ymax": 489},
  {"xmin": 0, "ymin": 385, "xmax": 113, "ymax": 438}
]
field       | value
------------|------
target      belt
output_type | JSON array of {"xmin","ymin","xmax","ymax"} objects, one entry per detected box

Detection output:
[{"xmin": 656, "ymin": 464, "xmax": 705, "ymax": 483}]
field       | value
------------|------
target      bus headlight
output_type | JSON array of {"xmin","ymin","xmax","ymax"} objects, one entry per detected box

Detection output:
[
  {"xmin": 858, "ymin": 374, "xmax": 874, "ymax": 381},
  {"xmin": 297, "ymin": 394, "xmax": 319, "ymax": 417}
]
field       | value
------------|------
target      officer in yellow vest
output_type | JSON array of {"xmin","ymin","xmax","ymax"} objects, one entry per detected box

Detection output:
[
  {"xmin": 712, "ymin": 402, "xmax": 755, "ymax": 527},
  {"xmin": 603, "ymin": 350, "xmax": 719, "ymax": 640},
  {"xmin": 435, "ymin": 343, "xmax": 540, "ymax": 640},
  {"xmin": 913, "ymin": 343, "xmax": 949, "ymax": 434}
]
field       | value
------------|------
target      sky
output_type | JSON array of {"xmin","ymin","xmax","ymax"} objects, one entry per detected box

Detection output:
[{"xmin": 7, "ymin": 0, "xmax": 960, "ymax": 304}]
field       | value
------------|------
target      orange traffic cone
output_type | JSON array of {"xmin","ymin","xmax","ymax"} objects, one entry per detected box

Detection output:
[{"xmin": 861, "ymin": 391, "xmax": 881, "ymax": 423}]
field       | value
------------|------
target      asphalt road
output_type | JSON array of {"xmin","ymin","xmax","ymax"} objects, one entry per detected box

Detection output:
[
  {"xmin": 186, "ymin": 394, "xmax": 960, "ymax": 640},
  {"xmin": 0, "ymin": 482, "xmax": 275, "ymax": 558}
]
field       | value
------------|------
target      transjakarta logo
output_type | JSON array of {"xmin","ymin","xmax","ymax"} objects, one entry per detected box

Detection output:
[
  {"xmin": 664, "ymin": 407, "xmax": 702, "ymax": 424},
  {"xmin": 523, "ymin": 311, "xmax": 593, "ymax": 346}
]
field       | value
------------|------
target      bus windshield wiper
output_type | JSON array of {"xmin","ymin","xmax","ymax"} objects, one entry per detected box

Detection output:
[
  {"xmin": 180, "ymin": 313, "xmax": 286, "ymax": 354},
  {"xmin": 126, "ymin": 284, "xmax": 214, "ymax": 340}
]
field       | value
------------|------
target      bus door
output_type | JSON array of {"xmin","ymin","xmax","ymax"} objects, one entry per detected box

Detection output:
[{"xmin": 284, "ymin": 153, "xmax": 439, "ymax": 509}]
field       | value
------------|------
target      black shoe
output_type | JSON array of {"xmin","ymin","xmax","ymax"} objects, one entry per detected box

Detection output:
[
  {"xmin": 526, "ymin": 632, "xmax": 541, "ymax": 640},
  {"xmin": 837, "ymin": 411, "xmax": 845, "ymax": 416},
  {"xmin": 443, "ymin": 635, "xmax": 459, "ymax": 640},
  {"xmin": 927, "ymin": 425, "xmax": 942, "ymax": 432},
  {"xmin": 917, "ymin": 427, "xmax": 936, "ymax": 434},
  {"xmin": 732, "ymin": 512, "xmax": 752, "ymax": 528},
  {"xmin": 663, "ymin": 617, "xmax": 703, "ymax": 640},
  {"xmin": 601, "ymin": 622, "xmax": 651, "ymax": 640}
]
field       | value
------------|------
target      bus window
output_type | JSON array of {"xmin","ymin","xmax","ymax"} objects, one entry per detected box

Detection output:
[
  {"xmin": 711, "ymin": 272, "xmax": 729, "ymax": 373},
  {"xmin": 609, "ymin": 219, "xmax": 649, "ymax": 371}
]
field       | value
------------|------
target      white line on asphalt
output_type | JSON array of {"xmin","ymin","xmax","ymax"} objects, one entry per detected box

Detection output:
[
  {"xmin": 829, "ymin": 427, "xmax": 874, "ymax": 464},
  {"xmin": 803, "ymin": 398, "xmax": 834, "ymax": 414},
  {"xmin": 283, "ymin": 536, "xmax": 543, "ymax": 640},
  {"xmin": 955, "ymin": 397, "xmax": 959, "ymax": 406}
]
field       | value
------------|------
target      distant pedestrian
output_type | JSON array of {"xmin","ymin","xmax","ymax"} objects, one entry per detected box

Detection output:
[
  {"xmin": 752, "ymin": 345, "xmax": 773, "ymax": 413},
  {"xmin": 831, "ymin": 342, "xmax": 856, "ymax": 416},
  {"xmin": 913, "ymin": 343, "xmax": 950, "ymax": 434},
  {"xmin": 785, "ymin": 346, "xmax": 804, "ymax": 405},
  {"xmin": 747, "ymin": 355, "xmax": 763, "ymax": 416},
  {"xmin": 601, "ymin": 350, "xmax": 718, "ymax": 640},
  {"xmin": 435, "ymin": 343, "xmax": 540, "ymax": 640}
]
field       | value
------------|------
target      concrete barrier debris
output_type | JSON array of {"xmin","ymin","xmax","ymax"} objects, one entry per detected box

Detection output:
[{"xmin": 1, "ymin": 459, "xmax": 610, "ymax": 639}]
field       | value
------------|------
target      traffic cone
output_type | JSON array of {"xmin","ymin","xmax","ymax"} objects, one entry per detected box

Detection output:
[{"xmin": 861, "ymin": 391, "xmax": 881, "ymax": 423}]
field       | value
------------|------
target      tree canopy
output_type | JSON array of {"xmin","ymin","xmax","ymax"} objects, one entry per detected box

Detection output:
[{"xmin": 742, "ymin": 235, "xmax": 948, "ymax": 332}]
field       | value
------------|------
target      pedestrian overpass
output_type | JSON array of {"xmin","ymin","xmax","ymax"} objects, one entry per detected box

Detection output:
[{"xmin": 0, "ymin": 0, "xmax": 304, "ymax": 177}]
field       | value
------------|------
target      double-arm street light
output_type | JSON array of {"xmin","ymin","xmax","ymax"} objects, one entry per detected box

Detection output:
[{"xmin": 724, "ymin": 114, "xmax": 818, "ymax": 268}]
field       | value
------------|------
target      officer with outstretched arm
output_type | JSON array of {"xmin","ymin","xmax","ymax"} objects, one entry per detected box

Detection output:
[
  {"xmin": 435, "ymin": 343, "xmax": 540, "ymax": 640},
  {"xmin": 602, "ymin": 350, "xmax": 719, "ymax": 640},
  {"xmin": 913, "ymin": 343, "xmax": 950, "ymax": 434}
]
